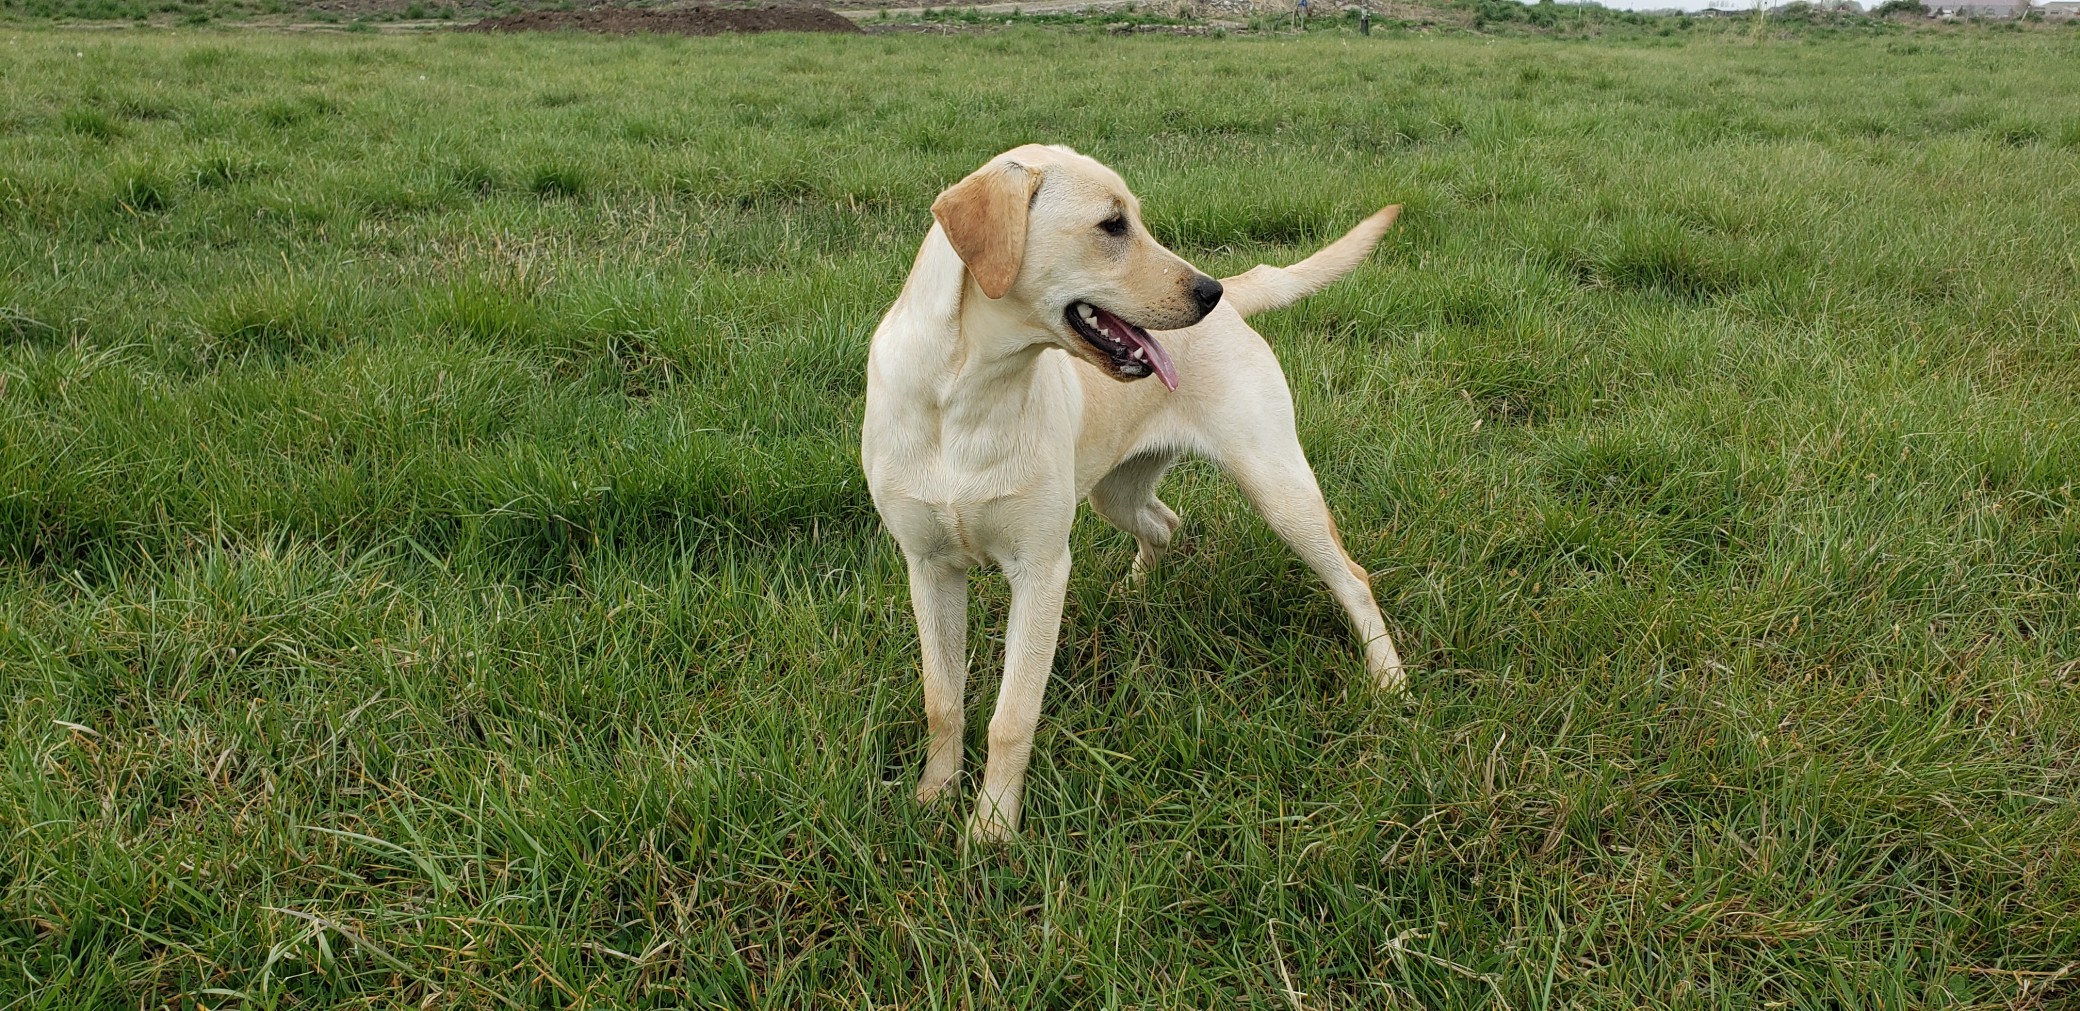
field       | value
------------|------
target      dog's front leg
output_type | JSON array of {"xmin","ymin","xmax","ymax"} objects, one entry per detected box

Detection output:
[
  {"xmin": 907, "ymin": 555, "xmax": 970, "ymax": 804},
  {"xmin": 967, "ymin": 547, "xmax": 1071, "ymax": 844}
]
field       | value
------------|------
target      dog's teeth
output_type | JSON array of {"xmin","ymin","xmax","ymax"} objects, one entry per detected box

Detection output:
[
  {"xmin": 1078, "ymin": 304, "xmax": 1096, "ymax": 322},
  {"xmin": 1131, "ymin": 348, "xmax": 1145, "ymax": 361}
]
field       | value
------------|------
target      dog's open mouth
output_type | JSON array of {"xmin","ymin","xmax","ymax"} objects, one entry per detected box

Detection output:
[{"xmin": 1065, "ymin": 301, "xmax": 1178, "ymax": 391}]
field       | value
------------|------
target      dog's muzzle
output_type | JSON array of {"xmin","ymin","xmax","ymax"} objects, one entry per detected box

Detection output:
[{"xmin": 1066, "ymin": 301, "xmax": 1181, "ymax": 390}]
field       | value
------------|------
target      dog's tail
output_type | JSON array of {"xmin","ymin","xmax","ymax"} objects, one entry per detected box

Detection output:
[{"xmin": 1217, "ymin": 205, "xmax": 1400, "ymax": 318}]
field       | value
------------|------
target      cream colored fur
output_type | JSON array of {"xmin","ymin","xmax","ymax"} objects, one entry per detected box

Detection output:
[{"xmin": 862, "ymin": 145, "xmax": 1404, "ymax": 844}]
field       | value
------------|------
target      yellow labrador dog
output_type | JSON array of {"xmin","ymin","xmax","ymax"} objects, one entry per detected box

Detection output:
[{"xmin": 862, "ymin": 144, "xmax": 1403, "ymax": 842}]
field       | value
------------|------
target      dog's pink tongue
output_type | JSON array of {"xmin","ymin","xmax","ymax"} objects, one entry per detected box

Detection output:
[{"xmin": 1097, "ymin": 309, "xmax": 1179, "ymax": 391}]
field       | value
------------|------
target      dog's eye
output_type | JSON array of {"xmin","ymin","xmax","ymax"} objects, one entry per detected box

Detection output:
[{"xmin": 1098, "ymin": 215, "xmax": 1127, "ymax": 236}]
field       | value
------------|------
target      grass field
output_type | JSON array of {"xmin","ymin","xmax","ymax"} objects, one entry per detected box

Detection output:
[{"xmin": 4, "ymin": 20, "xmax": 2080, "ymax": 1009}]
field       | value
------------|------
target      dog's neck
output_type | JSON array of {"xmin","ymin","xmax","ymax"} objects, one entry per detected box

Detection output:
[{"xmin": 880, "ymin": 225, "xmax": 1066, "ymax": 421}]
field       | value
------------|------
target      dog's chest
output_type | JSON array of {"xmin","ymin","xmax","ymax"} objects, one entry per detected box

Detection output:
[{"xmin": 865, "ymin": 401, "xmax": 1078, "ymax": 566}]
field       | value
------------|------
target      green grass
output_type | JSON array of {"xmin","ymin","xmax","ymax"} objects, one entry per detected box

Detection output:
[{"xmin": 3, "ymin": 22, "xmax": 2080, "ymax": 1009}]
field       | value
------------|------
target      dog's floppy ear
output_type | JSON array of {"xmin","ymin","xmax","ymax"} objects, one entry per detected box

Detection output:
[{"xmin": 931, "ymin": 159, "xmax": 1042, "ymax": 300}]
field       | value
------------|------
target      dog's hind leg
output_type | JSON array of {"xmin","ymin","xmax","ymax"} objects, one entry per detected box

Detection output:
[
  {"xmin": 1214, "ymin": 430, "xmax": 1406, "ymax": 693},
  {"xmin": 906, "ymin": 555, "xmax": 971, "ymax": 804},
  {"xmin": 1087, "ymin": 450, "xmax": 1183, "ymax": 583}
]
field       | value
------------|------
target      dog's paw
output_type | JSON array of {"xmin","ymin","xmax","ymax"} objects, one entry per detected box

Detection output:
[
  {"xmin": 1368, "ymin": 636, "xmax": 1408, "ymax": 697},
  {"xmin": 962, "ymin": 802, "xmax": 1019, "ymax": 847},
  {"xmin": 1372, "ymin": 663, "xmax": 1410, "ymax": 697},
  {"xmin": 915, "ymin": 774, "xmax": 958, "ymax": 806}
]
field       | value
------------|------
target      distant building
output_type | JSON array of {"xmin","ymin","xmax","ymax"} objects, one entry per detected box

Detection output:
[
  {"xmin": 1942, "ymin": 0, "xmax": 2026, "ymax": 14},
  {"xmin": 2042, "ymin": 0, "xmax": 2076, "ymax": 15}
]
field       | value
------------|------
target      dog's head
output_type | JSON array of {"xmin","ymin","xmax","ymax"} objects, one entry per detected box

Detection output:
[{"xmin": 931, "ymin": 145, "xmax": 1222, "ymax": 390}]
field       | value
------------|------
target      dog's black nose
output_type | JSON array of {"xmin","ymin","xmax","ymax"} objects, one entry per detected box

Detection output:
[{"xmin": 1190, "ymin": 275, "xmax": 1224, "ymax": 314}]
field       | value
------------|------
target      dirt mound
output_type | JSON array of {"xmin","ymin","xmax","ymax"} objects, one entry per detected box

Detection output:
[{"xmin": 463, "ymin": 5, "xmax": 863, "ymax": 36}]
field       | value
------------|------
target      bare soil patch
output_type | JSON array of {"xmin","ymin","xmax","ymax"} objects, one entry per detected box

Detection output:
[{"xmin": 461, "ymin": 4, "xmax": 862, "ymax": 35}]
